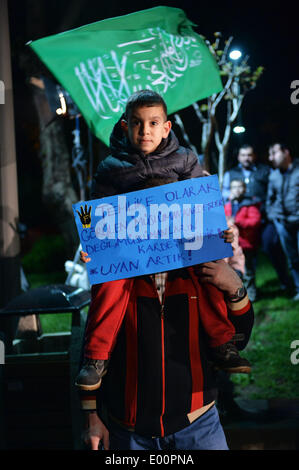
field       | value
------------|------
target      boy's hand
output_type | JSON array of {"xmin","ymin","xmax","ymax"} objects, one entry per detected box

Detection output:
[
  {"xmin": 80, "ymin": 251, "xmax": 91, "ymax": 263},
  {"xmin": 222, "ymin": 227, "xmax": 234, "ymax": 244},
  {"xmin": 226, "ymin": 217, "xmax": 235, "ymax": 227},
  {"xmin": 83, "ymin": 411, "xmax": 109, "ymax": 450}
]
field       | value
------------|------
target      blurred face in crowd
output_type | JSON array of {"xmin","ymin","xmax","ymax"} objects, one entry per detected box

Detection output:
[
  {"xmin": 121, "ymin": 105, "xmax": 172, "ymax": 155},
  {"xmin": 230, "ymin": 180, "xmax": 246, "ymax": 201},
  {"xmin": 268, "ymin": 144, "xmax": 290, "ymax": 170},
  {"xmin": 237, "ymin": 146, "xmax": 256, "ymax": 169}
]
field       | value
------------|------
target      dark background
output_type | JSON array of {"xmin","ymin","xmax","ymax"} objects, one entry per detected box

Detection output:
[{"xmin": 7, "ymin": 0, "xmax": 299, "ymax": 234}]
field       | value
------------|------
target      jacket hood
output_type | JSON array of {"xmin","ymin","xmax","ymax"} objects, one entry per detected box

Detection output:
[{"xmin": 109, "ymin": 114, "xmax": 180, "ymax": 163}]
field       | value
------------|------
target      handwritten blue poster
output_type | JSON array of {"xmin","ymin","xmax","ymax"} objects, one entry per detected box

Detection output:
[{"xmin": 72, "ymin": 175, "xmax": 233, "ymax": 284}]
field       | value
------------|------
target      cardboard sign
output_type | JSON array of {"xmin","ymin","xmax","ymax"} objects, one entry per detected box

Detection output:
[{"xmin": 72, "ymin": 175, "xmax": 233, "ymax": 284}]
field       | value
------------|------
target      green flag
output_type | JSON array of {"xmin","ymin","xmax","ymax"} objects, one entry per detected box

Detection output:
[{"xmin": 29, "ymin": 6, "xmax": 222, "ymax": 146}]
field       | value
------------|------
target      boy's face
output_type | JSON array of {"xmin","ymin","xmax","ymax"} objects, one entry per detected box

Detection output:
[
  {"xmin": 121, "ymin": 105, "xmax": 172, "ymax": 155},
  {"xmin": 230, "ymin": 181, "xmax": 246, "ymax": 200}
]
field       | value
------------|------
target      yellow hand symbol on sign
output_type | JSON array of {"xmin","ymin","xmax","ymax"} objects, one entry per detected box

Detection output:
[{"xmin": 76, "ymin": 205, "xmax": 92, "ymax": 228}]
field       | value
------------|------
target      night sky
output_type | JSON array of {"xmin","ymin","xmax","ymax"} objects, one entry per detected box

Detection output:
[{"xmin": 7, "ymin": 0, "xmax": 299, "ymax": 230}]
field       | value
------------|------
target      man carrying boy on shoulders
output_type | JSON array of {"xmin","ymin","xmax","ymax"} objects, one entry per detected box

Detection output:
[{"xmin": 76, "ymin": 90, "xmax": 254, "ymax": 450}]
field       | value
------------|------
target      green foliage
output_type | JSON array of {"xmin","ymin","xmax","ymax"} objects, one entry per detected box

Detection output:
[
  {"xmin": 199, "ymin": 104, "xmax": 209, "ymax": 111},
  {"xmin": 239, "ymin": 309, "xmax": 299, "ymax": 399},
  {"xmin": 200, "ymin": 33, "xmax": 264, "ymax": 102},
  {"xmin": 28, "ymin": 271, "xmax": 67, "ymax": 287},
  {"xmin": 22, "ymin": 234, "xmax": 68, "ymax": 274},
  {"xmin": 39, "ymin": 313, "xmax": 72, "ymax": 333},
  {"xmin": 232, "ymin": 253, "xmax": 299, "ymax": 399},
  {"xmin": 25, "ymin": 271, "xmax": 89, "ymax": 334}
]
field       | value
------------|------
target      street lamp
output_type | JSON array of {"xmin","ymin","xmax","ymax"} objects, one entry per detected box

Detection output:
[
  {"xmin": 233, "ymin": 125, "xmax": 246, "ymax": 134},
  {"xmin": 229, "ymin": 49, "xmax": 242, "ymax": 61},
  {"xmin": 56, "ymin": 91, "xmax": 67, "ymax": 115}
]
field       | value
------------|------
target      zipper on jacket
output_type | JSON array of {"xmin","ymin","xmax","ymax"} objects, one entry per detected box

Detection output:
[{"xmin": 151, "ymin": 275, "xmax": 167, "ymax": 437}]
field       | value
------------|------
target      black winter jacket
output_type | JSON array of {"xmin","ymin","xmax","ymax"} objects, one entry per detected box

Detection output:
[{"xmin": 91, "ymin": 116, "xmax": 204, "ymax": 199}]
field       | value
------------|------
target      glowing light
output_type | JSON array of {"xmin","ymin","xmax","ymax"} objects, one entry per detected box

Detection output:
[
  {"xmin": 229, "ymin": 50, "xmax": 242, "ymax": 60},
  {"xmin": 233, "ymin": 125, "xmax": 245, "ymax": 134},
  {"xmin": 56, "ymin": 92, "xmax": 67, "ymax": 115}
]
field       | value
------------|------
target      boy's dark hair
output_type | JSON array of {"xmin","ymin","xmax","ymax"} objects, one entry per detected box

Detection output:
[
  {"xmin": 124, "ymin": 90, "xmax": 168, "ymax": 120},
  {"xmin": 230, "ymin": 178, "xmax": 246, "ymax": 189}
]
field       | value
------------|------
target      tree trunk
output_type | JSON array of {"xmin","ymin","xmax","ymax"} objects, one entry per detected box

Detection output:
[
  {"xmin": 32, "ymin": 85, "xmax": 79, "ymax": 257},
  {"xmin": 217, "ymin": 140, "xmax": 230, "ymax": 189},
  {"xmin": 202, "ymin": 120, "xmax": 214, "ymax": 173},
  {"xmin": 218, "ymin": 147, "xmax": 225, "ymax": 188}
]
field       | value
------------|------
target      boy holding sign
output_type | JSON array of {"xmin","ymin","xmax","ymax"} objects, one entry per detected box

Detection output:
[{"xmin": 75, "ymin": 91, "xmax": 253, "ymax": 450}]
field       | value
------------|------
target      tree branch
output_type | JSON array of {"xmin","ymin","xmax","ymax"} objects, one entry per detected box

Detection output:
[
  {"xmin": 211, "ymin": 72, "xmax": 234, "ymax": 115},
  {"xmin": 174, "ymin": 114, "xmax": 198, "ymax": 155},
  {"xmin": 219, "ymin": 36, "xmax": 234, "ymax": 65},
  {"xmin": 192, "ymin": 102, "xmax": 207, "ymax": 123}
]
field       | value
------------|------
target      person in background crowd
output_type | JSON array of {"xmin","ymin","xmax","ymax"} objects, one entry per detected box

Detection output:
[
  {"xmin": 224, "ymin": 179, "xmax": 262, "ymax": 302},
  {"xmin": 222, "ymin": 144, "xmax": 290, "ymax": 292},
  {"xmin": 266, "ymin": 142, "xmax": 299, "ymax": 301}
]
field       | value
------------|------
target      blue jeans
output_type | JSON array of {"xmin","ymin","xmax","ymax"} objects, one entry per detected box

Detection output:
[
  {"xmin": 273, "ymin": 220, "xmax": 299, "ymax": 293},
  {"xmin": 108, "ymin": 405, "xmax": 228, "ymax": 450}
]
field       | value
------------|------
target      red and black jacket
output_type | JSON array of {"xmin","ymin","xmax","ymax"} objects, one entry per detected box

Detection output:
[{"xmin": 81, "ymin": 268, "xmax": 253, "ymax": 438}]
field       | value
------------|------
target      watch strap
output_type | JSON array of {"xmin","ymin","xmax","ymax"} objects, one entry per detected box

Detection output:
[{"xmin": 227, "ymin": 285, "xmax": 247, "ymax": 302}]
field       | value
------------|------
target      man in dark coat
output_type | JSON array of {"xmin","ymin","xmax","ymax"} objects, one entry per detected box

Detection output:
[
  {"xmin": 75, "ymin": 90, "xmax": 253, "ymax": 450},
  {"xmin": 266, "ymin": 142, "xmax": 299, "ymax": 300}
]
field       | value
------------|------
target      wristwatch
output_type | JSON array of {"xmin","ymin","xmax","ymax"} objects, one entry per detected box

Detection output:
[{"xmin": 227, "ymin": 285, "xmax": 246, "ymax": 302}]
